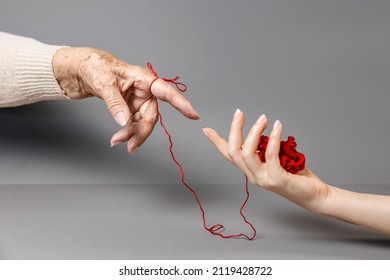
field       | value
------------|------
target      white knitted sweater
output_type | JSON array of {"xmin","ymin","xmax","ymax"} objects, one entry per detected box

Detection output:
[{"xmin": 0, "ymin": 32, "xmax": 68, "ymax": 107}]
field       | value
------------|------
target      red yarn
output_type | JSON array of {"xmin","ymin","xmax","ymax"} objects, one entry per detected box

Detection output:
[
  {"xmin": 148, "ymin": 62, "xmax": 256, "ymax": 240},
  {"xmin": 257, "ymin": 135, "xmax": 306, "ymax": 174},
  {"xmin": 147, "ymin": 62, "xmax": 187, "ymax": 93}
]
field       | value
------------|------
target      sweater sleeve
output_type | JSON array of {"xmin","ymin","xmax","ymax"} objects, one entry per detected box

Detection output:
[{"xmin": 0, "ymin": 31, "xmax": 69, "ymax": 107}]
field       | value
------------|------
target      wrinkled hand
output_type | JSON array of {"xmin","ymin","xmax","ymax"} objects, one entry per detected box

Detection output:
[
  {"xmin": 203, "ymin": 109, "xmax": 330, "ymax": 213},
  {"xmin": 53, "ymin": 47, "xmax": 199, "ymax": 154}
]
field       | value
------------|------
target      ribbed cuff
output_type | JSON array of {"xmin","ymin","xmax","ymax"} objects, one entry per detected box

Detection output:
[{"xmin": 13, "ymin": 44, "xmax": 70, "ymax": 106}]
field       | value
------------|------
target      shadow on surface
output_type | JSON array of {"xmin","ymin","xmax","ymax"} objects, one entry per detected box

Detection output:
[
  {"xmin": 334, "ymin": 238, "xmax": 390, "ymax": 248},
  {"xmin": 255, "ymin": 191, "xmax": 387, "ymax": 240},
  {"xmin": 0, "ymin": 102, "xmax": 224, "ymax": 203},
  {"xmin": 0, "ymin": 102, "xmax": 155, "ymax": 182},
  {"xmin": 0, "ymin": 102, "xmax": 101, "ymax": 151}
]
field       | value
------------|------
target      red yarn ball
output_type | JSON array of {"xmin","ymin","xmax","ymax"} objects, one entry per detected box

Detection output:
[{"xmin": 257, "ymin": 135, "xmax": 306, "ymax": 174}]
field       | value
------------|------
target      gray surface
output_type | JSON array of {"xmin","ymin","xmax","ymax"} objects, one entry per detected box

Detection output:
[
  {"xmin": 0, "ymin": 0, "xmax": 390, "ymax": 259},
  {"xmin": 0, "ymin": 183, "xmax": 389, "ymax": 259}
]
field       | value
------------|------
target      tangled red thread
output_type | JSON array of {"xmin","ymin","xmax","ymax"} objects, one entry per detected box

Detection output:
[
  {"xmin": 257, "ymin": 135, "xmax": 306, "ymax": 174},
  {"xmin": 147, "ymin": 62, "xmax": 256, "ymax": 240}
]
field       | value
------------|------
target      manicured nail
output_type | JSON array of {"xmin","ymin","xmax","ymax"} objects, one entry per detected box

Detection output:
[
  {"xmin": 234, "ymin": 108, "xmax": 241, "ymax": 119},
  {"xmin": 273, "ymin": 120, "xmax": 280, "ymax": 130},
  {"xmin": 202, "ymin": 128, "xmax": 209, "ymax": 136},
  {"xmin": 256, "ymin": 114, "xmax": 266, "ymax": 125},
  {"xmin": 115, "ymin": 111, "xmax": 127, "ymax": 127}
]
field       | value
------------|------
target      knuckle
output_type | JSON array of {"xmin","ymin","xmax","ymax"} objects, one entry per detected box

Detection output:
[
  {"xmin": 134, "ymin": 65, "xmax": 144, "ymax": 73},
  {"xmin": 151, "ymin": 114, "xmax": 159, "ymax": 124},
  {"xmin": 106, "ymin": 98, "xmax": 124, "ymax": 112},
  {"xmin": 144, "ymin": 115, "xmax": 158, "ymax": 125},
  {"xmin": 135, "ymin": 66, "xmax": 152, "ymax": 84}
]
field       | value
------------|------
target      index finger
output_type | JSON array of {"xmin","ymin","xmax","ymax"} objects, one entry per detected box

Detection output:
[{"xmin": 150, "ymin": 78, "xmax": 200, "ymax": 120}]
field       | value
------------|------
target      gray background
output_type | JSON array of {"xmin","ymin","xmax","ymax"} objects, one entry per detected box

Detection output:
[{"xmin": 0, "ymin": 0, "xmax": 389, "ymax": 259}]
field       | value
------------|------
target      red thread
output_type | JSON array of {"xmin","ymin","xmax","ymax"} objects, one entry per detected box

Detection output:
[
  {"xmin": 257, "ymin": 135, "xmax": 306, "ymax": 174},
  {"xmin": 148, "ymin": 62, "xmax": 256, "ymax": 240},
  {"xmin": 147, "ymin": 62, "xmax": 187, "ymax": 93}
]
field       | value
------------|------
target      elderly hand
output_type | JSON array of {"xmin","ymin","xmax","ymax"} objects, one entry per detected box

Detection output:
[
  {"xmin": 203, "ymin": 109, "xmax": 330, "ymax": 213},
  {"xmin": 52, "ymin": 47, "xmax": 199, "ymax": 154}
]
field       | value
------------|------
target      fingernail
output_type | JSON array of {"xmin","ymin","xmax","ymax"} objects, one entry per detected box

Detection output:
[
  {"xmin": 110, "ymin": 141, "xmax": 120, "ymax": 147},
  {"xmin": 256, "ymin": 114, "xmax": 266, "ymax": 125},
  {"xmin": 128, "ymin": 138, "xmax": 137, "ymax": 154},
  {"xmin": 202, "ymin": 128, "xmax": 209, "ymax": 136},
  {"xmin": 273, "ymin": 120, "xmax": 280, "ymax": 130},
  {"xmin": 234, "ymin": 108, "xmax": 241, "ymax": 119},
  {"xmin": 130, "ymin": 147, "xmax": 138, "ymax": 155},
  {"xmin": 115, "ymin": 111, "xmax": 127, "ymax": 127}
]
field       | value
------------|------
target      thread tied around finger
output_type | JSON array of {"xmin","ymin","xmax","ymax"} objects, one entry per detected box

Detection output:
[{"xmin": 147, "ymin": 62, "xmax": 187, "ymax": 94}]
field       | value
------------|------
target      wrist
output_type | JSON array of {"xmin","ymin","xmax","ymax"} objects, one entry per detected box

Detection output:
[{"xmin": 52, "ymin": 47, "xmax": 92, "ymax": 99}]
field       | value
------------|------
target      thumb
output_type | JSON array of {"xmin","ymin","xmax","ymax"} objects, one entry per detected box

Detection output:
[{"xmin": 101, "ymin": 87, "xmax": 131, "ymax": 126}]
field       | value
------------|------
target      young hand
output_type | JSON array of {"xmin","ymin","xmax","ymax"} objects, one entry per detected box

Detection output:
[{"xmin": 203, "ymin": 109, "xmax": 330, "ymax": 213}]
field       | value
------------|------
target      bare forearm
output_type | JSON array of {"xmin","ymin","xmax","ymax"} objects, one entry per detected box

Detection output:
[{"xmin": 321, "ymin": 185, "xmax": 390, "ymax": 235}]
